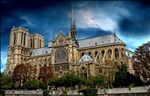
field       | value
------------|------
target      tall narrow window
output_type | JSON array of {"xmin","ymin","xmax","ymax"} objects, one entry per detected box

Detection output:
[
  {"xmin": 115, "ymin": 48, "xmax": 119, "ymax": 58},
  {"xmin": 33, "ymin": 38, "xmax": 34, "ymax": 49},
  {"xmin": 102, "ymin": 50, "xmax": 105, "ymax": 58},
  {"xmin": 40, "ymin": 39, "xmax": 41, "ymax": 48},
  {"xmin": 88, "ymin": 52, "xmax": 91, "ymax": 56},
  {"xmin": 31, "ymin": 38, "xmax": 32, "ymax": 48},
  {"xmin": 80, "ymin": 66, "xmax": 87, "ymax": 78},
  {"xmin": 21, "ymin": 32, "xmax": 23, "ymax": 45},
  {"xmin": 23, "ymin": 33, "xmax": 26, "ymax": 46},
  {"xmin": 81, "ymin": 52, "xmax": 84, "ymax": 57},
  {"xmin": 14, "ymin": 33, "xmax": 16, "ymax": 45},
  {"xmin": 108, "ymin": 49, "xmax": 112, "ymax": 58}
]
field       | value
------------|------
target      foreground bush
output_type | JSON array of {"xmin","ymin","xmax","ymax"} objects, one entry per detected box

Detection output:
[
  {"xmin": 43, "ymin": 90, "xmax": 50, "ymax": 96},
  {"xmin": 78, "ymin": 88, "xmax": 97, "ymax": 96},
  {"xmin": 0, "ymin": 90, "xmax": 5, "ymax": 96},
  {"xmin": 23, "ymin": 80, "xmax": 47, "ymax": 90}
]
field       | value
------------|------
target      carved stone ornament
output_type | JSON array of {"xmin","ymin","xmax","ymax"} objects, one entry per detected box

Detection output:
[{"xmin": 55, "ymin": 47, "xmax": 68, "ymax": 63}]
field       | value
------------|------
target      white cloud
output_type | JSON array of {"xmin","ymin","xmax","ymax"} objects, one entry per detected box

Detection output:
[
  {"xmin": 1, "ymin": 51, "xmax": 7, "ymax": 72},
  {"xmin": 76, "ymin": 9, "xmax": 117, "ymax": 31}
]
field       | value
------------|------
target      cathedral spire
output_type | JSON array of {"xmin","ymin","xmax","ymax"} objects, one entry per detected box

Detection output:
[
  {"xmin": 60, "ymin": 27, "xmax": 62, "ymax": 33},
  {"xmin": 71, "ymin": 3, "xmax": 75, "ymax": 25},
  {"xmin": 70, "ymin": 3, "xmax": 76, "ymax": 39}
]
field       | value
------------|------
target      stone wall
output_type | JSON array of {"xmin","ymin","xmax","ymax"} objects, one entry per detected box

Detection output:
[{"xmin": 5, "ymin": 86, "xmax": 150, "ymax": 96}]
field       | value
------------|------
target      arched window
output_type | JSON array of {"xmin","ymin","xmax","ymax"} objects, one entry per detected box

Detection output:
[
  {"xmin": 40, "ymin": 39, "xmax": 41, "ymax": 47},
  {"xmin": 80, "ymin": 66, "xmax": 87, "ymax": 78},
  {"xmin": 108, "ymin": 49, "xmax": 112, "ymax": 58},
  {"xmin": 14, "ymin": 32, "xmax": 16, "ymax": 45},
  {"xmin": 23, "ymin": 33, "xmax": 26, "ymax": 46},
  {"xmin": 81, "ymin": 52, "xmax": 85, "ymax": 57},
  {"xmin": 31, "ymin": 38, "xmax": 32, "ymax": 48},
  {"xmin": 115, "ymin": 48, "xmax": 119, "ymax": 58},
  {"xmin": 33, "ymin": 38, "xmax": 34, "ymax": 49},
  {"xmin": 102, "ymin": 50, "xmax": 105, "ymax": 58},
  {"xmin": 88, "ymin": 52, "xmax": 91, "ymax": 56},
  {"xmin": 21, "ymin": 32, "xmax": 23, "ymax": 45}
]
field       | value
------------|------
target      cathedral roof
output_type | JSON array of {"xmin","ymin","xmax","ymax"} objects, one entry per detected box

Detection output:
[
  {"xmin": 78, "ymin": 34, "xmax": 125, "ymax": 48},
  {"xmin": 78, "ymin": 54, "xmax": 92, "ymax": 62},
  {"xmin": 31, "ymin": 47, "xmax": 52, "ymax": 57}
]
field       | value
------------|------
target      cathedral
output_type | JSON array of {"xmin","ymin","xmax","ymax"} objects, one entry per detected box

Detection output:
[{"xmin": 4, "ymin": 8, "xmax": 134, "ymax": 78}]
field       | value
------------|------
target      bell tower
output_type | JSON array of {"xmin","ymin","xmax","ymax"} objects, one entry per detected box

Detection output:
[{"xmin": 5, "ymin": 26, "xmax": 31, "ymax": 75}]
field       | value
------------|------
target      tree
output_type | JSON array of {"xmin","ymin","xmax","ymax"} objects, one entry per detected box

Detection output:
[
  {"xmin": 103, "ymin": 60, "xmax": 118, "ymax": 88},
  {"xmin": 132, "ymin": 41, "xmax": 150, "ymax": 83},
  {"xmin": 23, "ymin": 80, "xmax": 46, "ymax": 90},
  {"xmin": 0, "ymin": 73, "xmax": 13, "ymax": 89},
  {"xmin": 12, "ymin": 63, "xmax": 37, "ymax": 87},
  {"xmin": 48, "ymin": 76, "xmax": 62, "ymax": 89},
  {"xmin": 113, "ymin": 64, "xmax": 128, "ymax": 87},
  {"xmin": 39, "ymin": 65, "xmax": 54, "ymax": 83},
  {"xmin": 48, "ymin": 71, "xmax": 86, "ymax": 89},
  {"xmin": 23, "ymin": 80, "xmax": 39, "ymax": 90},
  {"xmin": 84, "ymin": 75, "xmax": 105, "ymax": 88}
]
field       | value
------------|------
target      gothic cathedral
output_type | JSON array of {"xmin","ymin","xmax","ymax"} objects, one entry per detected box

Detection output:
[{"xmin": 4, "ymin": 8, "xmax": 134, "ymax": 78}]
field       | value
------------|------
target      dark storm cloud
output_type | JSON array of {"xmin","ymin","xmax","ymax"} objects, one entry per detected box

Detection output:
[{"xmin": 117, "ymin": 1, "xmax": 150, "ymax": 38}]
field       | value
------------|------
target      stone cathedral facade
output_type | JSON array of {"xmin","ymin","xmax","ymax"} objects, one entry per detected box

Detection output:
[{"xmin": 4, "ymin": 9, "xmax": 134, "ymax": 77}]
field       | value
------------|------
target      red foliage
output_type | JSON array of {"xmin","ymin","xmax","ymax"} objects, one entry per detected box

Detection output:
[
  {"xmin": 12, "ymin": 63, "xmax": 37, "ymax": 87},
  {"xmin": 39, "ymin": 65, "xmax": 54, "ymax": 83}
]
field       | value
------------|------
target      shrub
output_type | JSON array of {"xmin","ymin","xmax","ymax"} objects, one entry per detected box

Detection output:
[
  {"xmin": 43, "ymin": 90, "xmax": 50, "ymax": 96},
  {"xmin": 62, "ymin": 90, "xmax": 67, "ymax": 96},
  {"xmin": 0, "ymin": 90, "xmax": 5, "ymax": 96},
  {"xmin": 78, "ymin": 88, "xmax": 97, "ymax": 96}
]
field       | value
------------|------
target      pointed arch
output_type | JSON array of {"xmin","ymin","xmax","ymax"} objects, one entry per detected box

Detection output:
[{"xmin": 80, "ymin": 66, "xmax": 87, "ymax": 78}]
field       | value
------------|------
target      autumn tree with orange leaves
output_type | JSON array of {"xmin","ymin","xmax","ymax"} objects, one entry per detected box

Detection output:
[
  {"xmin": 12, "ymin": 63, "xmax": 37, "ymax": 87},
  {"xmin": 39, "ymin": 65, "xmax": 54, "ymax": 83}
]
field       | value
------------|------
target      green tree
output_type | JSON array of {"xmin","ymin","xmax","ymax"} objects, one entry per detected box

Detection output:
[
  {"xmin": 23, "ymin": 80, "xmax": 46, "ymax": 90},
  {"xmin": 103, "ymin": 60, "xmax": 118, "ymax": 88},
  {"xmin": 113, "ymin": 64, "xmax": 128, "ymax": 87},
  {"xmin": 0, "ymin": 73, "xmax": 13, "ymax": 89},
  {"xmin": 84, "ymin": 75, "xmax": 105, "ymax": 88},
  {"xmin": 79, "ymin": 88, "xmax": 97, "ymax": 96},
  {"xmin": 48, "ymin": 76, "xmax": 61, "ymax": 89}
]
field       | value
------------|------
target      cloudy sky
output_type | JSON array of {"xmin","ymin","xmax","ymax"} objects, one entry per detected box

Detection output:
[{"xmin": 1, "ymin": 0, "xmax": 150, "ymax": 72}]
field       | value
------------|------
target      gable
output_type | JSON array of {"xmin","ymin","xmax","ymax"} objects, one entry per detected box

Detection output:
[{"xmin": 78, "ymin": 54, "xmax": 92, "ymax": 62}]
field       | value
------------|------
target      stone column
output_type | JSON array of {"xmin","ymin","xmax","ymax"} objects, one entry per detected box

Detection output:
[
  {"xmin": 10, "ymin": 32, "xmax": 14, "ymax": 46},
  {"xmin": 41, "ymin": 39, "xmax": 44, "ymax": 47},
  {"xmin": 16, "ymin": 32, "xmax": 20, "ymax": 45},
  {"xmin": 119, "ymin": 48, "xmax": 121, "ymax": 59},
  {"xmin": 111, "ymin": 48, "xmax": 115, "ymax": 60}
]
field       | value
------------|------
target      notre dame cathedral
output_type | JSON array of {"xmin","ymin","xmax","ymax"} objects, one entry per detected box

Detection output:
[{"xmin": 4, "ymin": 8, "xmax": 134, "ymax": 78}]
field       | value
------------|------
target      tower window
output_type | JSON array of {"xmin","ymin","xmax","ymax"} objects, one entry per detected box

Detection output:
[
  {"xmin": 23, "ymin": 33, "xmax": 26, "ymax": 46},
  {"xmin": 14, "ymin": 33, "xmax": 16, "ymax": 45}
]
